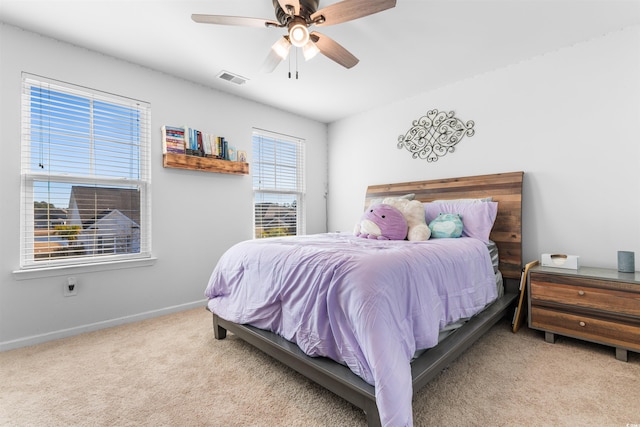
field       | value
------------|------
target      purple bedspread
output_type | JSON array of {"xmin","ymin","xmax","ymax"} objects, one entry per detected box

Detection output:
[{"xmin": 205, "ymin": 233, "xmax": 497, "ymax": 427}]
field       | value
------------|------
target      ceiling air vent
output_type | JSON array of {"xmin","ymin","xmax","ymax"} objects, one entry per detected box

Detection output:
[{"xmin": 217, "ymin": 71, "xmax": 248, "ymax": 85}]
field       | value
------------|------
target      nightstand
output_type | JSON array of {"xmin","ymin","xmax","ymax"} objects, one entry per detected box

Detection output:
[{"xmin": 528, "ymin": 266, "xmax": 640, "ymax": 361}]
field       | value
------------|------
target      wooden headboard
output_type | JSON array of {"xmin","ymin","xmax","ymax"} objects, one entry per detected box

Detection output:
[{"xmin": 365, "ymin": 171, "xmax": 524, "ymax": 280}]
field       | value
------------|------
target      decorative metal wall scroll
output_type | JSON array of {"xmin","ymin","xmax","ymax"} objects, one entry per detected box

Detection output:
[{"xmin": 397, "ymin": 109, "xmax": 475, "ymax": 162}]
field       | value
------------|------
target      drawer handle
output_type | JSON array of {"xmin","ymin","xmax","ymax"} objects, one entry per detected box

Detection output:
[
  {"xmin": 579, "ymin": 321, "xmax": 586, "ymax": 327},
  {"xmin": 578, "ymin": 290, "xmax": 585, "ymax": 296}
]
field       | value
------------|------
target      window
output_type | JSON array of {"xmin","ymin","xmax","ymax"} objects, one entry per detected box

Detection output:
[
  {"xmin": 20, "ymin": 74, "xmax": 151, "ymax": 268},
  {"xmin": 252, "ymin": 129, "xmax": 305, "ymax": 238}
]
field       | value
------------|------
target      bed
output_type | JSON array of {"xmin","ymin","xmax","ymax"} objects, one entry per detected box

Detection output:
[{"xmin": 205, "ymin": 171, "xmax": 524, "ymax": 426}]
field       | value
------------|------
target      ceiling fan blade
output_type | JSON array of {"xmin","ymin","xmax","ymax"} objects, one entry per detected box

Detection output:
[
  {"xmin": 310, "ymin": 32, "xmax": 359, "ymax": 69},
  {"xmin": 261, "ymin": 38, "xmax": 290, "ymax": 73},
  {"xmin": 261, "ymin": 51, "xmax": 285, "ymax": 73},
  {"xmin": 276, "ymin": 0, "xmax": 300, "ymax": 16},
  {"xmin": 311, "ymin": 0, "xmax": 396, "ymax": 26},
  {"xmin": 191, "ymin": 14, "xmax": 280, "ymax": 28}
]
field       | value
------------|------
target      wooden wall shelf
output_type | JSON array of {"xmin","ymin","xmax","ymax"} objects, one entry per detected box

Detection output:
[{"xmin": 163, "ymin": 153, "xmax": 249, "ymax": 175}]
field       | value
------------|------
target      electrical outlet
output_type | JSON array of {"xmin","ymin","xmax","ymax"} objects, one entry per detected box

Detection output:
[{"xmin": 64, "ymin": 277, "xmax": 78, "ymax": 297}]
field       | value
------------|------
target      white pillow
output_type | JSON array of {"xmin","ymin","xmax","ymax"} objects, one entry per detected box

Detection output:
[{"xmin": 366, "ymin": 193, "xmax": 415, "ymax": 209}]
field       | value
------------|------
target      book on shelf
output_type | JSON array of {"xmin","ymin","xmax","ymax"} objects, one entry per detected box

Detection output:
[
  {"xmin": 215, "ymin": 136, "xmax": 227, "ymax": 160},
  {"xmin": 161, "ymin": 125, "xmax": 185, "ymax": 154},
  {"xmin": 215, "ymin": 137, "xmax": 223, "ymax": 159},
  {"xmin": 196, "ymin": 130, "xmax": 204, "ymax": 156},
  {"xmin": 184, "ymin": 126, "xmax": 193, "ymax": 155},
  {"xmin": 184, "ymin": 127, "xmax": 201, "ymax": 156},
  {"xmin": 202, "ymin": 133, "xmax": 212, "ymax": 157}
]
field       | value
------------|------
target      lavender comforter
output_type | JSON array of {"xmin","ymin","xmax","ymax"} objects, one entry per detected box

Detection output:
[{"xmin": 204, "ymin": 233, "xmax": 497, "ymax": 427}]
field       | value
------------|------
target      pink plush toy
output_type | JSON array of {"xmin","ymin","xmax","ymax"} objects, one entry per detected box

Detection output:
[{"xmin": 354, "ymin": 203, "xmax": 408, "ymax": 240}]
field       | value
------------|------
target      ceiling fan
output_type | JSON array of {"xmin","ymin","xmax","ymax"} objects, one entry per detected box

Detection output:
[{"xmin": 192, "ymin": 0, "xmax": 397, "ymax": 73}]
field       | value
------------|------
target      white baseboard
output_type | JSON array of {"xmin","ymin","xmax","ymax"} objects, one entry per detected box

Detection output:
[{"xmin": 0, "ymin": 300, "xmax": 207, "ymax": 352}]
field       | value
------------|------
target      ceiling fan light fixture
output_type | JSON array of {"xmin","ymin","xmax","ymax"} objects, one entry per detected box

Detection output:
[
  {"xmin": 302, "ymin": 40, "xmax": 320, "ymax": 60},
  {"xmin": 271, "ymin": 36, "xmax": 291, "ymax": 59},
  {"xmin": 288, "ymin": 19, "xmax": 309, "ymax": 47}
]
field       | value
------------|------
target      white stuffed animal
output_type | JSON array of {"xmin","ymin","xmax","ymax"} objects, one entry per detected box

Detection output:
[{"xmin": 381, "ymin": 197, "xmax": 431, "ymax": 241}]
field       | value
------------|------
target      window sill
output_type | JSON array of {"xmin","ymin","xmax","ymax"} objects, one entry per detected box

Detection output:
[{"xmin": 12, "ymin": 257, "xmax": 157, "ymax": 280}]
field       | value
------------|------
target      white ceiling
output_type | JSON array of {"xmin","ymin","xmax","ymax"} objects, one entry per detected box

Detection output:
[{"xmin": 1, "ymin": 0, "xmax": 639, "ymax": 123}]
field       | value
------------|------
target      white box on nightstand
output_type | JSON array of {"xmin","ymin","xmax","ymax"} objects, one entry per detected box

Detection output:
[{"xmin": 541, "ymin": 253, "xmax": 579, "ymax": 269}]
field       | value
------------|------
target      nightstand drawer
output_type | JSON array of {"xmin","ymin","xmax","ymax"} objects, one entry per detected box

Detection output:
[
  {"xmin": 531, "ymin": 306, "xmax": 640, "ymax": 352},
  {"xmin": 530, "ymin": 277, "xmax": 640, "ymax": 317}
]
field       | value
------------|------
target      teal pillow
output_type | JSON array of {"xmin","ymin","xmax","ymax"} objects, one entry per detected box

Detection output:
[{"xmin": 428, "ymin": 213, "xmax": 463, "ymax": 238}]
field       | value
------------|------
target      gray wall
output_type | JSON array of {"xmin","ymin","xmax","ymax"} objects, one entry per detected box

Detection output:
[
  {"xmin": 327, "ymin": 26, "xmax": 640, "ymax": 270},
  {"xmin": 0, "ymin": 24, "xmax": 328, "ymax": 350}
]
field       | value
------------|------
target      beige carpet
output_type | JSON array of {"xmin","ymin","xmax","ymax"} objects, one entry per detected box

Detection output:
[{"xmin": 1, "ymin": 307, "xmax": 638, "ymax": 427}]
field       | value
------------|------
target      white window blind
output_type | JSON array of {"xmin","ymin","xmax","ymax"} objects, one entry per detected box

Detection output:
[
  {"xmin": 252, "ymin": 129, "xmax": 305, "ymax": 238},
  {"xmin": 20, "ymin": 73, "xmax": 151, "ymax": 268}
]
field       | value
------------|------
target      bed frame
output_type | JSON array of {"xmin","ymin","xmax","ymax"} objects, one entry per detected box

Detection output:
[{"xmin": 210, "ymin": 171, "xmax": 524, "ymax": 426}]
